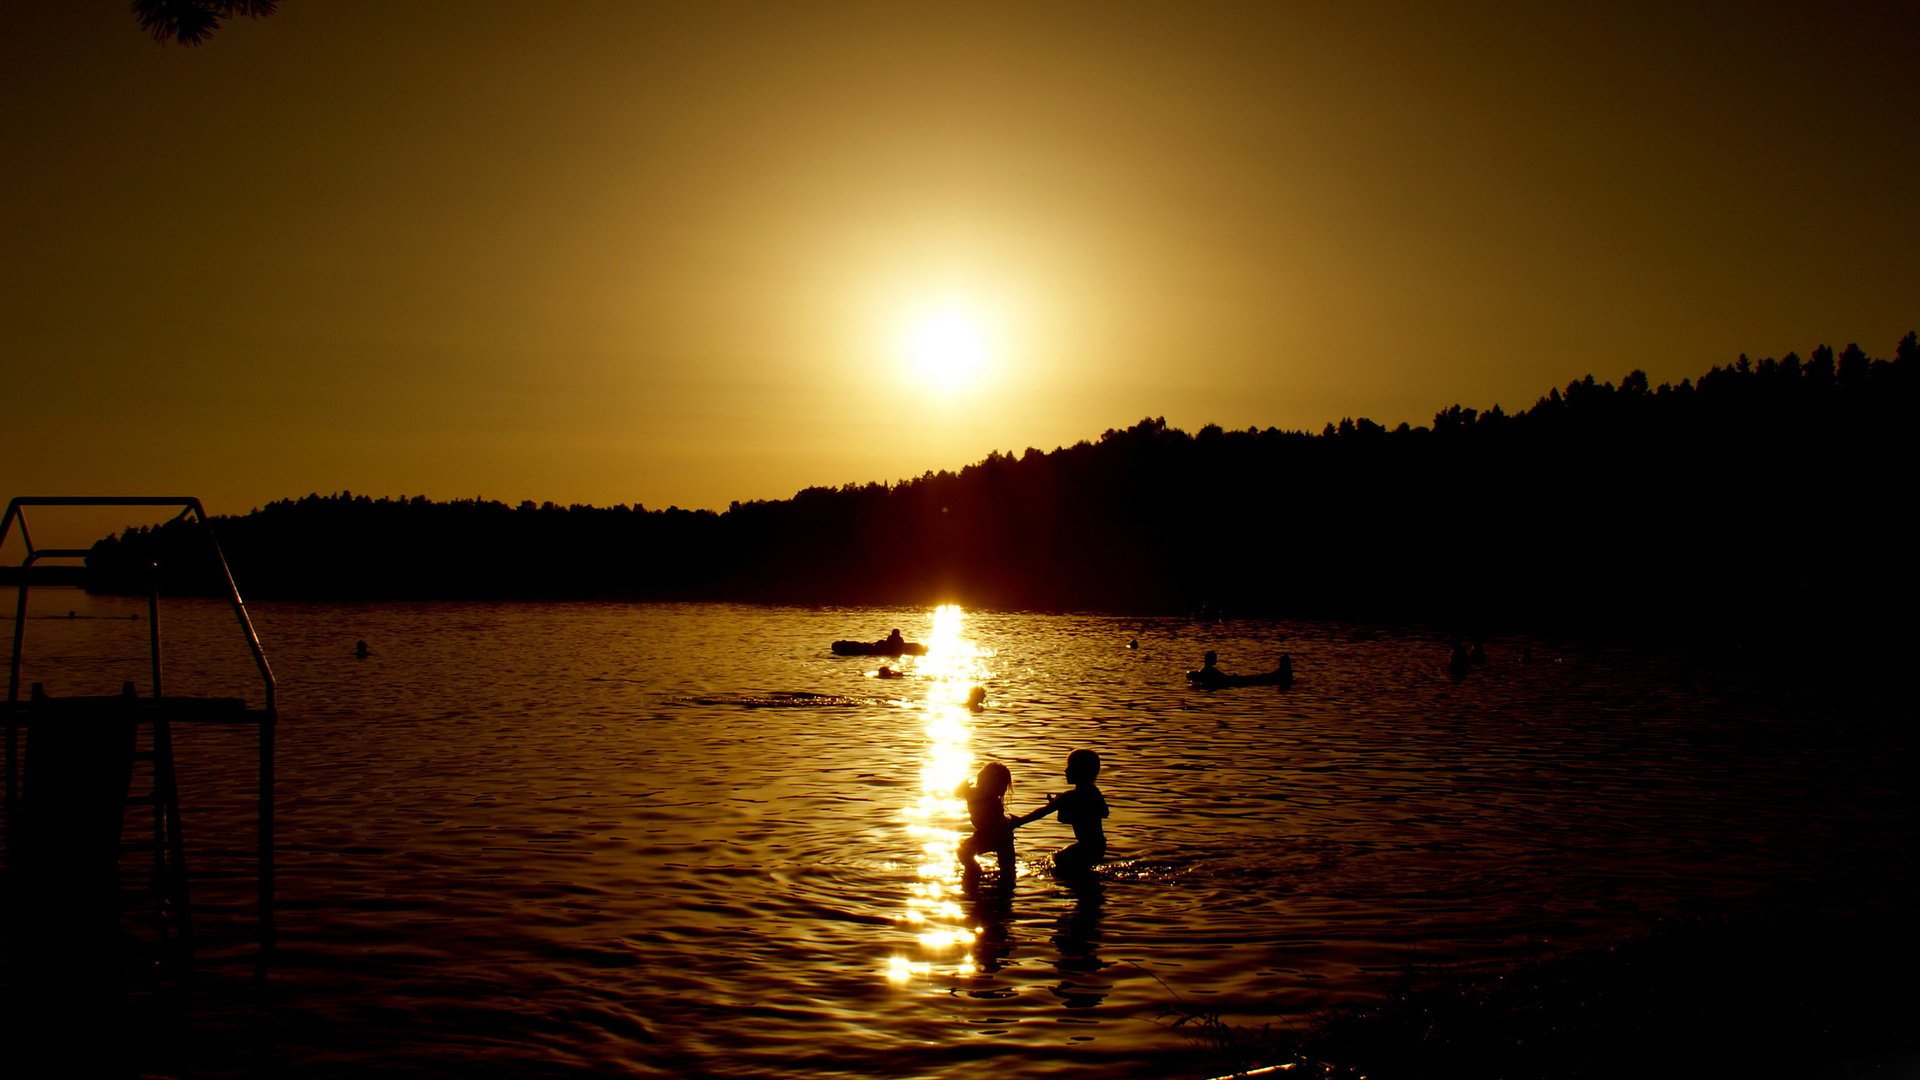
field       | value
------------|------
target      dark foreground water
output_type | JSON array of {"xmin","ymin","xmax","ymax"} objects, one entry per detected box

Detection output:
[{"xmin": 2, "ymin": 593, "xmax": 1913, "ymax": 1077}]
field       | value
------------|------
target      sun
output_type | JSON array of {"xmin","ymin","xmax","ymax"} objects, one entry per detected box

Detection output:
[{"xmin": 907, "ymin": 309, "xmax": 988, "ymax": 390}]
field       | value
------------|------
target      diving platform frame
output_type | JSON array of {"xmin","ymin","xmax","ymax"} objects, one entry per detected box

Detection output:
[{"xmin": 1, "ymin": 496, "xmax": 277, "ymax": 956}]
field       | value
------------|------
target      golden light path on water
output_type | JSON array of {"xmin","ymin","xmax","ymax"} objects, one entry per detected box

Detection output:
[{"xmin": 885, "ymin": 604, "xmax": 995, "ymax": 985}]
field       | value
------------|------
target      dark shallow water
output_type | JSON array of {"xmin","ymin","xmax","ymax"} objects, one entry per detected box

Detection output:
[{"xmin": 3, "ymin": 593, "xmax": 1912, "ymax": 1077}]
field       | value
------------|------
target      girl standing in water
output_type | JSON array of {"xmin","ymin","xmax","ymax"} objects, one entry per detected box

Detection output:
[{"xmin": 955, "ymin": 762, "xmax": 1051, "ymax": 883}]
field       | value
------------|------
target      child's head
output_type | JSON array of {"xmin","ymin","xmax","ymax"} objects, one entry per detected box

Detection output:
[
  {"xmin": 974, "ymin": 761, "xmax": 1012, "ymax": 796},
  {"xmin": 1065, "ymin": 749, "xmax": 1101, "ymax": 785}
]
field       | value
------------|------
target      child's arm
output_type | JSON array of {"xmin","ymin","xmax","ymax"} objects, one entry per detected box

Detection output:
[{"xmin": 1009, "ymin": 793, "xmax": 1058, "ymax": 829}]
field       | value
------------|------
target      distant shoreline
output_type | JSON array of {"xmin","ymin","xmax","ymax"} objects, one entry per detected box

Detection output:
[{"xmin": 15, "ymin": 332, "xmax": 1916, "ymax": 662}]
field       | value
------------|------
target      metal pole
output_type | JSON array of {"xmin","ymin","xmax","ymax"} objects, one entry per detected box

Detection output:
[
  {"xmin": 260, "ymin": 708, "xmax": 275, "ymax": 956},
  {"xmin": 5, "ymin": 561, "xmax": 32, "ymax": 847},
  {"xmin": 146, "ymin": 562, "xmax": 163, "ymax": 699}
]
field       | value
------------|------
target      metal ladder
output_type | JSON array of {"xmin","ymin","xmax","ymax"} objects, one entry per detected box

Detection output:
[{"xmin": 3, "ymin": 496, "xmax": 276, "ymax": 961}]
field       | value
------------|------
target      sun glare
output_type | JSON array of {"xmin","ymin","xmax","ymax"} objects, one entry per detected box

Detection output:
[
  {"xmin": 906, "ymin": 309, "xmax": 988, "ymax": 390},
  {"xmin": 886, "ymin": 605, "xmax": 997, "ymax": 984}
]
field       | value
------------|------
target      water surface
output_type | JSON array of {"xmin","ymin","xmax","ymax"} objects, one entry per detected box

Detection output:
[{"xmin": 4, "ymin": 594, "xmax": 1911, "ymax": 1077}]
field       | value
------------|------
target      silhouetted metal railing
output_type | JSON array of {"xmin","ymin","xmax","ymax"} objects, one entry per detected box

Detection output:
[{"xmin": 1, "ymin": 496, "xmax": 277, "ymax": 954}]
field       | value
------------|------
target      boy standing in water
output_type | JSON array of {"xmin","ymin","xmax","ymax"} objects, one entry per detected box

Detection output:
[{"xmin": 1026, "ymin": 749, "xmax": 1109, "ymax": 876}]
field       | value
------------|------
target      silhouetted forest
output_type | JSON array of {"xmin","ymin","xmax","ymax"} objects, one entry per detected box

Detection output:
[{"xmin": 85, "ymin": 334, "xmax": 1917, "ymax": 642}]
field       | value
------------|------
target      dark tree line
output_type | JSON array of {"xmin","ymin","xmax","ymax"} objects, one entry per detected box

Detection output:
[{"xmin": 86, "ymin": 333, "xmax": 1917, "ymax": 642}]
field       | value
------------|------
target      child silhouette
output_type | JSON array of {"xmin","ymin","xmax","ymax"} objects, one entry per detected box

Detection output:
[
  {"xmin": 955, "ymin": 761, "xmax": 1052, "ymax": 884},
  {"xmin": 1022, "ymin": 749, "xmax": 1109, "ymax": 876}
]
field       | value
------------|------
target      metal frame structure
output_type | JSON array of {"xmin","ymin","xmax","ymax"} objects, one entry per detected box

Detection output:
[{"xmin": 2, "ymin": 496, "xmax": 276, "ymax": 951}]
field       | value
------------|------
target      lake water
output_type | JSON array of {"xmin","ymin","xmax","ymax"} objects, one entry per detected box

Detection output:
[{"xmin": 2, "ymin": 593, "xmax": 1912, "ymax": 1077}]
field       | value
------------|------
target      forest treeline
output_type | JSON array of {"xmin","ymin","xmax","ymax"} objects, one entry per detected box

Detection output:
[{"xmin": 84, "ymin": 334, "xmax": 1917, "ymax": 640}]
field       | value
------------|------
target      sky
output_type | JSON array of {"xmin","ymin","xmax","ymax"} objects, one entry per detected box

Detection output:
[{"xmin": 5, "ymin": 1, "xmax": 1917, "ymax": 524}]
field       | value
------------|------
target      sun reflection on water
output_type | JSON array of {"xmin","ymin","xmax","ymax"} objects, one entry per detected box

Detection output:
[{"xmin": 885, "ymin": 604, "xmax": 994, "ymax": 985}]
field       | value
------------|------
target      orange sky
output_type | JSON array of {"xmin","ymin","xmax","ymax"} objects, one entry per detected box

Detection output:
[{"xmin": 5, "ymin": 2, "xmax": 1916, "ymax": 520}]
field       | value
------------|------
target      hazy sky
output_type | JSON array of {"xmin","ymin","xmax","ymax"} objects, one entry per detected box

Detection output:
[{"xmin": 5, "ymin": 1, "xmax": 1917, "ymax": 518}]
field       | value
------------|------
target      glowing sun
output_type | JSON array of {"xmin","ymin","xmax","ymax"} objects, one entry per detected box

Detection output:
[{"xmin": 907, "ymin": 309, "xmax": 988, "ymax": 389}]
